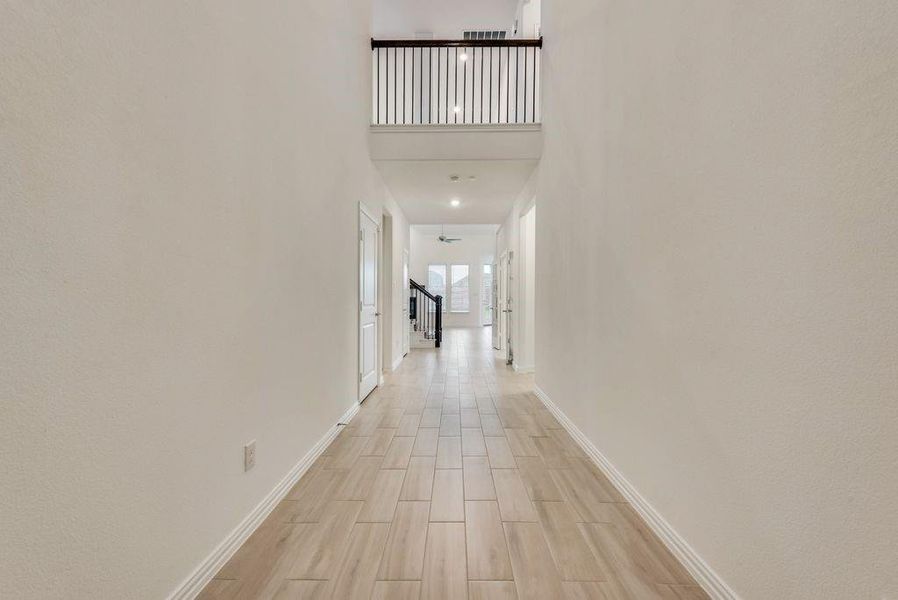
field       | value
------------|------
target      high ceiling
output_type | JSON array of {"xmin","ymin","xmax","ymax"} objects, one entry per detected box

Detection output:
[
  {"xmin": 377, "ymin": 159, "xmax": 537, "ymax": 225},
  {"xmin": 372, "ymin": 0, "xmax": 519, "ymax": 39}
]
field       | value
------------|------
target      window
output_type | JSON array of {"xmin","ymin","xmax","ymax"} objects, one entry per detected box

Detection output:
[
  {"xmin": 427, "ymin": 264, "xmax": 447, "ymax": 312},
  {"xmin": 450, "ymin": 264, "xmax": 470, "ymax": 313},
  {"xmin": 481, "ymin": 264, "xmax": 493, "ymax": 325}
]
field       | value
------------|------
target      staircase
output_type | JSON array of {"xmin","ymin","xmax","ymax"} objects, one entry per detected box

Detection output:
[{"xmin": 409, "ymin": 279, "xmax": 442, "ymax": 349}]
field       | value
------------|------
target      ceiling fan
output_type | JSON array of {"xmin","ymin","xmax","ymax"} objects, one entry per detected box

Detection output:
[{"xmin": 438, "ymin": 225, "xmax": 462, "ymax": 244}]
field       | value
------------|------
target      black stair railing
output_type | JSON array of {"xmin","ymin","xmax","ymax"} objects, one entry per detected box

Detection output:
[
  {"xmin": 372, "ymin": 38, "xmax": 542, "ymax": 126},
  {"xmin": 409, "ymin": 278, "xmax": 442, "ymax": 348}
]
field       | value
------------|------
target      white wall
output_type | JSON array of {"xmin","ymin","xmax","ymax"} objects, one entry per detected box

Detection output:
[
  {"xmin": 0, "ymin": 2, "xmax": 407, "ymax": 599},
  {"xmin": 383, "ymin": 196, "xmax": 411, "ymax": 369},
  {"xmin": 537, "ymin": 2, "xmax": 898, "ymax": 599},
  {"xmin": 410, "ymin": 227, "xmax": 495, "ymax": 328},
  {"xmin": 373, "ymin": 0, "xmax": 518, "ymax": 39},
  {"xmin": 497, "ymin": 168, "xmax": 537, "ymax": 362},
  {"xmin": 516, "ymin": 206, "xmax": 536, "ymax": 371},
  {"xmin": 514, "ymin": 0, "xmax": 541, "ymax": 38}
]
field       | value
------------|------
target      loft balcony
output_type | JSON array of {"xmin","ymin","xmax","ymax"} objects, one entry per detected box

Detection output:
[{"xmin": 369, "ymin": 37, "xmax": 543, "ymax": 161}]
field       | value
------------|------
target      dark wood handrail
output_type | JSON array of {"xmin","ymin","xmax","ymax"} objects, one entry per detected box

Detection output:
[
  {"xmin": 410, "ymin": 278, "xmax": 438, "ymax": 301},
  {"xmin": 372, "ymin": 37, "xmax": 542, "ymax": 49}
]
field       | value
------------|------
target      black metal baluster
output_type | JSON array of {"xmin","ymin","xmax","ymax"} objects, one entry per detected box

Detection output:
[
  {"xmin": 489, "ymin": 47, "xmax": 493, "ymax": 123},
  {"xmin": 429, "ymin": 47, "xmax": 432, "ymax": 124},
  {"xmin": 480, "ymin": 46, "xmax": 484, "ymax": 123},
  {"xmin": 532, "ymin": 47, "xmax": 537, "ymax": 122},
  {"xmin": 419, "ymin": 47, "xmax": 423, "ymax": 124},
  {"xmin": 411, "ymin": 47, "xmax": 415, "ymax": 123},
  {"xmin": 437, "ymin": 48, "xmax": 441, "ymax": 123},
  {"xmin": 463, "ymin": 46, "xmax": 468, "ymax": 123},
  {"xmin": 393, "ymin": 48, "xmax": 397, "ymax": 124},
  {"xmin": 445, "ymin": 46, "xmax": 450, "ymax": 124},
  {"xmin": 403, "ymin": 47, "xmax": 406, "ymax": 124},
  {"xmin": 515, "ymin": 47, "xmax": 520, "ymax": 123},
  {"xmin": 376, "ymin": 48, "xmax": 380, "ymax": 124},
  {"xmin": 504, "ymin": 46, "xmax": 508, "ymax": 123},
  {"xmin": 524, "ymin": 46, "xmax": 528, "ymax": 123},
  {"xmin": 454, "ymin": 47, "xmax": 458, "ymax": 124}
]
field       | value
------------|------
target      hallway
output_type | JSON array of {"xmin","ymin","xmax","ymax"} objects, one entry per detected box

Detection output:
[{"xmin": 199, "ymin": 328, "xmax": 707, "ymax": 600}]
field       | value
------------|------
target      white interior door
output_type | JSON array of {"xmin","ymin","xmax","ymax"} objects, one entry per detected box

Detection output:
[
  {"xmin": 359, "ymin": 208, "xmax": 379, "ymax": 401},
  {"xmin": 497, "ymin": 253, "xmax": 507, "ymax": 351},
  {"xmin": 504, "ymin": 251, "xmax": 514, "ymax": 365},
  {"xmin": 491, "ymin": 262, "xmax": 500, "ymax": 349},
  {"xmin": 402, "ymin": 249, "xmax": 410, "ymax": 356}
]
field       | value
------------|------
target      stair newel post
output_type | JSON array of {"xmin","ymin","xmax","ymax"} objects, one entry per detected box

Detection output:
[{"xmin": 435, "ymin": 295, "xmax": 442, "ymax": 348}]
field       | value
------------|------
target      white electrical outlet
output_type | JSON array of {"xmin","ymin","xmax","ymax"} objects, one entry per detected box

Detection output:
[{"xmin": 244, "ymin": 440, "xmax": 256, "ymax": 472}]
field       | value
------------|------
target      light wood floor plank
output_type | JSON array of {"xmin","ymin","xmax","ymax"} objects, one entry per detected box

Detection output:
[
  {"xmin": 480, "ymin": 414, "xmax": 505, "ymax": 436},
  {"xmin": 504, "ymin": 521, "xmax": 566, "ymax": 600},
  {"xmin": 334, "ymin": 456, "xmax": 383, "ymax": 500},
  {"xmin": 329, "ymin": 522, "xmax": 390, "ymax": 599},
  {"xmin": 535, "ymin": 501, "xmax": 606, "ymax": 581},
  {"xmin": 413, "ymin": 428, "xmax": 440, "ymax": 456},
  {"xmin": 383, "ymin": 436, "xmax": 415, "ymax": 469},
  {"xmin": 378, "ymin": 501, "xmax": 431, "ymax": 580},
  {"xmin": 286, "ymin": 501, "xmax": 363, "ymax": 579},
  {"xmin": 515, "ymin": 455, "xmax": 564, "ymax": 501},
  {"xmin": 420, "ymin": 408, "xmax": 442, "ymax": 427},
  {"xmin": 400, "ymin": 456, "xmax": 437, "ymax": 500},
  {"xmin": 431, "ymin": 469, "xmax": 465, "ymax": 521},
  {"xmin": 465, "ymin": 501, "xmax": 514, "ymax": 580},
  {"xmin": 358, "ymin": 469, "xmax": 406, "ymax": 522},
  {"xmin": 436, "ymin": 436, "xmax": 463, "ymax": 469},
  {"xmin": 550, "ymin": 467, "xmax": 620, "ymax": 520},
  {"xmin": 469, "ymin": 581, "xmax": 518, "ymax": 600},
  {"xmin": 363, "ymin": 428, "xmax": 398, "ymax": 456},
  {"xmin": 421, "ymin": 522, "xmax": 467, "ymax": 600},
  {"xmin": 562, "ymin": 581, "xmax": 612, "ymax": 600},
  {"xmin": 492, "ymin": 469, "xmax": 538, "ymax": 522},
  {"xmin": 485, "ymin": 436, "xmax": 517, "ymax": 468},
  {"xmin": 196, "ymin": 579, "xmax": 242, "ymax": 600},
  {"xmin": 440, "ymin": 414, "xmax": 462, "ymax": 436},
  {"xmin": 462, "ymin": 427, "xmax": 488, "ymax": 456},
  {"xmin": 463, "ymin": 456, "xmax": 496, "ymax": 500},
  {"xmin": 504, "ymin": 428, "xmax": 539, "ymax": 456},
  {"xmin": 272, "ymin": 579, "xmax": 329, "ymax": 600},
  {"xmin": 398, "ymin": 413, "xmax": 422, "ymax": 436},
  {"xmin": 372, "ymin": 580, "xmax": 422, "ymax": 600}
]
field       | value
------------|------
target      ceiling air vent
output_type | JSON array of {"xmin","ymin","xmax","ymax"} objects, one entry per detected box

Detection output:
[{"xmin": 463, "ymin": 30, "xmax": 508, "ymax": 40}]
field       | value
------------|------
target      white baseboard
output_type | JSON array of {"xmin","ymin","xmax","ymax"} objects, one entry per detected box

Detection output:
[
  {"xmin": 513, "ymin": 362, "xmax": 534, "ymax": 373},
  {"xmin": 167, "ymin": 400, "xmax": 360, "ymax": 600},
  {"xmin": 533, "ymin": 385, "xmax": 738, "ymax": 600},
  {"xmin": 392, "ymin": 354, "xmax": 404, "ymax": 371}
]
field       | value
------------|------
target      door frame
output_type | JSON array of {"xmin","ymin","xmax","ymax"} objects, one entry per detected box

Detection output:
[
  {"xmin": 503, "ymin": 250, "xmax": 514, "ymax": 365},
  {"xmin": 402, "ymin": 248, "xmax": 410, "ymax": 357},
  {"xmin": 359, "ymin": 202, "xmax": 380, "ymax": 402}
]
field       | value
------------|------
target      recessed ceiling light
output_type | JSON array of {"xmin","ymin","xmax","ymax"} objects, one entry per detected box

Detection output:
[
  {"xmin": 449, "ymin": 174, "xmax": 460, "ymax": 182},
  {"xmin": 468, "ymin": 175, "xmax": 477, "ymax": 180},
  {"xmin": 450, "ymin": 199, "xmax": 461, "ymax": 207}
]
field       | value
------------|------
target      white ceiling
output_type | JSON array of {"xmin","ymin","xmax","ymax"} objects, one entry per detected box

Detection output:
[
  {"xmin": 373, "ymin": 0, "xmax": 519, "ymax": 39},
  {"xmin": 377, "ymin": 159, "xmax": 537, "ymax": 225},
  {"xmin": 412, "ymin": 224, "xmax": 499, "ymax": 236}
]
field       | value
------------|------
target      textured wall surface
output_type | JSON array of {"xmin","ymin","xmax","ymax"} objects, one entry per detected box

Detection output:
[
  {"xmin": 535, "ymin": 1, "xmax": 898, "ymax": 598},
  {"xmin": 0, "ymin": 2, "xmax": 391, "ymax": 598}
]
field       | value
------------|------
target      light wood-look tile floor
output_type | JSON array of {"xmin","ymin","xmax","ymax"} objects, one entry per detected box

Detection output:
[{"xmin": 199, "ymin": 328, "xmax": 709, "ymax": 600}]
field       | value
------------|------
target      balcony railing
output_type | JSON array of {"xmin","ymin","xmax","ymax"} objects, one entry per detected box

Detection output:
[{"xmin": 371, "ymin": 38, "xmax": 542, "ymax": 126}]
